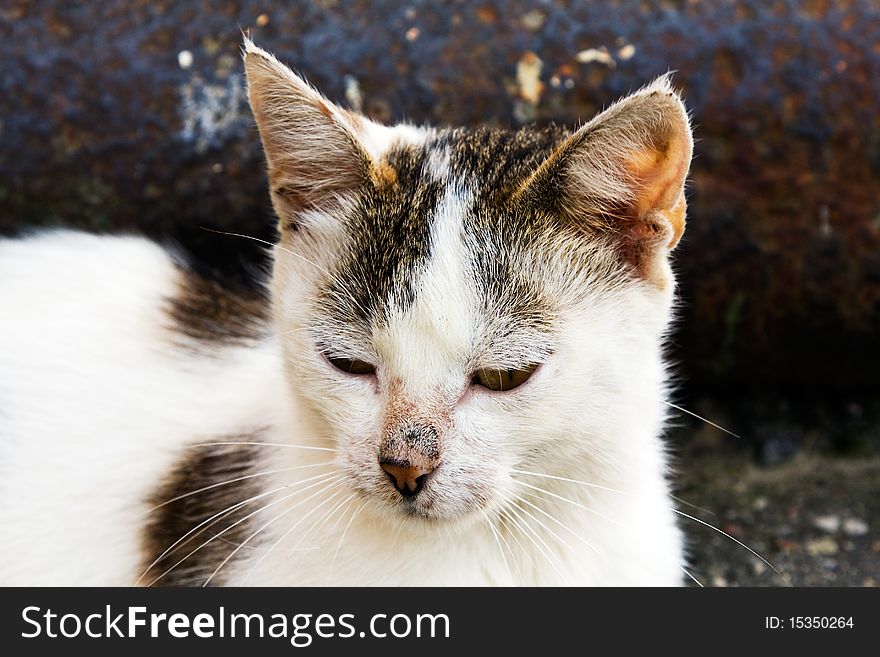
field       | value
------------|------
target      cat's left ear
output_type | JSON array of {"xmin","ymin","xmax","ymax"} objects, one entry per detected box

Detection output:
[
  {"xmin": 520, "ymin": 76, "xmax": 693, "ymax": 280},
  {"xmin": 242, "ymin": 39, "xmax": 374, "ymax": 231}
]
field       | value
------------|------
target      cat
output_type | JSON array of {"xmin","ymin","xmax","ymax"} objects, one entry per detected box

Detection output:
[{"xmin": 0, "ymin": 38, "xmax": 693, "ymax": 586}]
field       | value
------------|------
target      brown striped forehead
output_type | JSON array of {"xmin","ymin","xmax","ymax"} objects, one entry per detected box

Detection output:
[
  {"xmin": 437, "ymin": 125, "xmax": 570, "ymax": 196},
  {"xmin": 318, "ymin": 142, "xmax": 442, "ymax": 328},
  {"xmin": 312, "ymin": 124, "xmax": 599, "ymax": 352}
]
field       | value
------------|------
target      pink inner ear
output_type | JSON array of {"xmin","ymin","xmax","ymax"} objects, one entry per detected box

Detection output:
[
  {"xmin": 625, "ymin": 140, "xmax": 689, "ymax": 249},
  {"xmin": 627, "ymin": 141, "xmax": 686, "ymax": 213}
]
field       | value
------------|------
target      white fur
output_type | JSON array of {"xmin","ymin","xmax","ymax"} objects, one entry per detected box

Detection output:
[
  {"xmin": 358, "ymin": 121, "xmax": 428, "ymax": 163},
  {"xmin": 0, "ymin": 212, "xmax": 681, "ymax": 586},
  {"xmin": 0, "ymin": 233, "xmax": 286, "ymax": 584}
]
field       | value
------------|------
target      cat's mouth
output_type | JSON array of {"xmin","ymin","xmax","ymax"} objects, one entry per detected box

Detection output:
[
  {"xmin": 391, "ymin": 497, "xmax": 485, "ymax": 526},
  {"xmin": 383, "ymin": 484, "xmax": 445, "ymax": 521},
  {"xmin": 344, "ymin": 460, "xmax": 494, "ymax": 524},
  {"xmin": 380, "ymin": 476, "xmax": 494, "ymax": 526},
  {"xmin": 399, "ymin": 498, "xmax": 439, "ymax": 520}
]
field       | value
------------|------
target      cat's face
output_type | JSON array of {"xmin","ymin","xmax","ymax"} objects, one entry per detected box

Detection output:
[{"xmin": 243, "ymin": 40, "xmax": 692, "ymax": 528}]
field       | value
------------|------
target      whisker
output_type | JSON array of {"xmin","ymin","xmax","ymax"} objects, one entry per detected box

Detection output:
[
  {"xmin": 200, "ymin": 228, "xmax": 333, "ymax": 279},
  {"xmin": 497, "ymin": 511, "xmax": 531, "ymax": 579},
  {"xmin": 485, "ymin": 517, "xmax": 513, "ymax": 582},
  {"xmin": 517, "ymin": 495, "xmax": 599, "ymax": 554},
  {"xmin": 512, "ymin": 505, "xmax": 567, "ymax": 579},
  {"xmin": 498, "ymin": 511, "xmax": 538, "ymax": 581},
  {"xmin": 672, "ymin": 508, "xmax": 788, "ymax": 586},
  {"xmin": 514, "ymin": 468, "xmax": 784, "ymax": 586},
  {"xmin": 149, "ymin": 462, "xmax": 332, "ymax": 511},
  {"xmin": 284, "ymin": 489, "xmax": 351, "ymax": 557},
  {"xmin": 203, "ymin": 475, "xmax": 343, "ymax": 586},
  {"xmin": 202, "ymin": 485, "xmax": 341, "ymax": 587},
  {"xmin": 513, "ymin": 501, "xmax": 584, "ymax": 566},
  {"xmin": 314, "ymin": 493, "xmax": 358, "ymax": 547},
  {"xmin": 201, "ymin": 228, "xmax": 371, "ymax": 319},
  {"xmin": 190, "ymin": 470, "xmax": 340, "ymax": 556},
  {"xmin": 505, "ymin": 505, "xmax": 565, "ymax": 580},
  {"xmin": 241, "ymin": 492, "xmax": 354, "ymax": 586},
  {"xmin": 491, "ymin": 514, "xmax": 523, "ymax": 582},
  {"xmin": 181, "ymin": 483, "xmax": 348, "ymax": 556},
  {"xmin": 498, "ymin": 511, "xmax": 536, "ymax": 575},
  {"xmin": 150, "ymin": 487, "xmax": 304, "ymax": 587},
  {"xmin": 240, "ymin": 490, "xmax": 355, "ymax": 582},
  {"xmin": 143, "ymin": 468, "xmax": 338, "ymax": 573},
  {"xmin": 579, "ymin": 443, "xmax": 624, "ymax": 472},
  {"xmin": 328, "ymin": 502, "xmax": 365, "ymax": 583},
  {"xmin": 137, "ymin": 481, "xmax": 299, "ymax": 585},
  {"xmin": 190, "ymin": 441, "xmax": 336, "ymax": 453},
  {"xmin": 681, "ymin": 565, "xmax": 704, "ymax": 587},
  {"xmin": 153, "ymin": 473, "xmax": 342, "ymax": 587},
  {"xmin": 516, "ymin": 480, "xmax": 619, "ymax": 526},
  {"xmin": 143, "ymin": 473, "xmax": 339, "ymax": 586},
  {"xmin": 511, "ymin": 468, "xmax": 625, "ymax": 496},
  {"xmin": 664, "ymin": 401, "xmax": 741, "ymax": 439},
  {"xmin": 669, "ymin": 494, "xmax": 717, "ymax": 518},
  {"xmin": 257, "ymin": 326, "xmax": 311, "ymax": 345},
  {"xmin": 294, "ymin": 491, "xmax": 357, "ymax": 553}
]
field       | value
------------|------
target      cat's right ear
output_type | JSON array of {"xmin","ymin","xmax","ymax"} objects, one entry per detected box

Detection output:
[
  {"xmin": 243, "ymin": 39, "xmax": 371, "ymax": 231},
  {"xmin": 516, "ymin": 76, "xmax": 693, "ymax": 285}
]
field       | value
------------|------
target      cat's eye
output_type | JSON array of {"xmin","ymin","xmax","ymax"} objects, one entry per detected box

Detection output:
[
  {"xmin": 472, "ymin": 364, "xmax": 539, "ymax": 392},
  {"xmin": 326, "ymin": 356, "xmax": 376, "ymax": 376}
]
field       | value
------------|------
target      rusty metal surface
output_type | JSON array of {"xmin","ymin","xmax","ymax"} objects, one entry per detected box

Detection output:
[{"xmin": 1, "ymin": 0, "xmax": 878, "ymax": 387}]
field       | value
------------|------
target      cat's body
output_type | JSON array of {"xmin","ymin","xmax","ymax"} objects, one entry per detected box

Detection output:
[{"xmin": 0, "ymin": 41, "xmax": 692, "ymax": 586}]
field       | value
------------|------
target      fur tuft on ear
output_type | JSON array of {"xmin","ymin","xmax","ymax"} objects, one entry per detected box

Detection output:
[
  {"xmin": 519, "ymin": 75, "xmax": 693, "ymax": 280},
  {"xmin": 242, "ymin": 39, "xmax": 371, "ymax": 230}
]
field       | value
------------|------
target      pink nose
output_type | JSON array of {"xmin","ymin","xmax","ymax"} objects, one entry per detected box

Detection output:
[{"xmin": 379, "ymin": 460, "xmax": 435, "ymax": 498}]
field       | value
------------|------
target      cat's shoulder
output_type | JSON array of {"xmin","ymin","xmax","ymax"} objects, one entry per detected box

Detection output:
[
  {"xmin": 0, "ymin": 229, "xmax": 172, "ymax": 273},
  {"xmin": 0, "ymin": 230, "xmax": 178, "ymax": 311},
  {"xmin": 0, "ymin": 231, "xmax": 284, "ymax": 584},
  {"xmin": 0, "ymin": 230, "xmax": 270, "ymax": 349}
]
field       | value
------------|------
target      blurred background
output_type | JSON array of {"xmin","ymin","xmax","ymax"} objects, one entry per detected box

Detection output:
[{"xmin": 1, "ymin": 0, "xmax": 877, "ymax": 585}]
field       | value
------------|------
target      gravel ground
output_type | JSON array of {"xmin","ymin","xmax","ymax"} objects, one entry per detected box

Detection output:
[{"xmin": 669, "ymin": 395, "xmax": 879, "ymax": 587}]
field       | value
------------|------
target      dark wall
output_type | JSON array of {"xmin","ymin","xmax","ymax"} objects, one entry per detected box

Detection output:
[{"xmin": 1, "ymin": 0, "xmax": 878, "ymax": 388}]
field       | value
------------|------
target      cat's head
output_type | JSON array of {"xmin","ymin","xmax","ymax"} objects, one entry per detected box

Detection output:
[{"xmin": 243, "ymin": 40, "xmax": 692, "ymax": 527}]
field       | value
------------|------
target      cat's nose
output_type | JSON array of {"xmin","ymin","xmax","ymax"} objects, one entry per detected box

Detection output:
[{"xmin": 379, "ymin": 460, "xmax": 435, "ymax": 498}]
